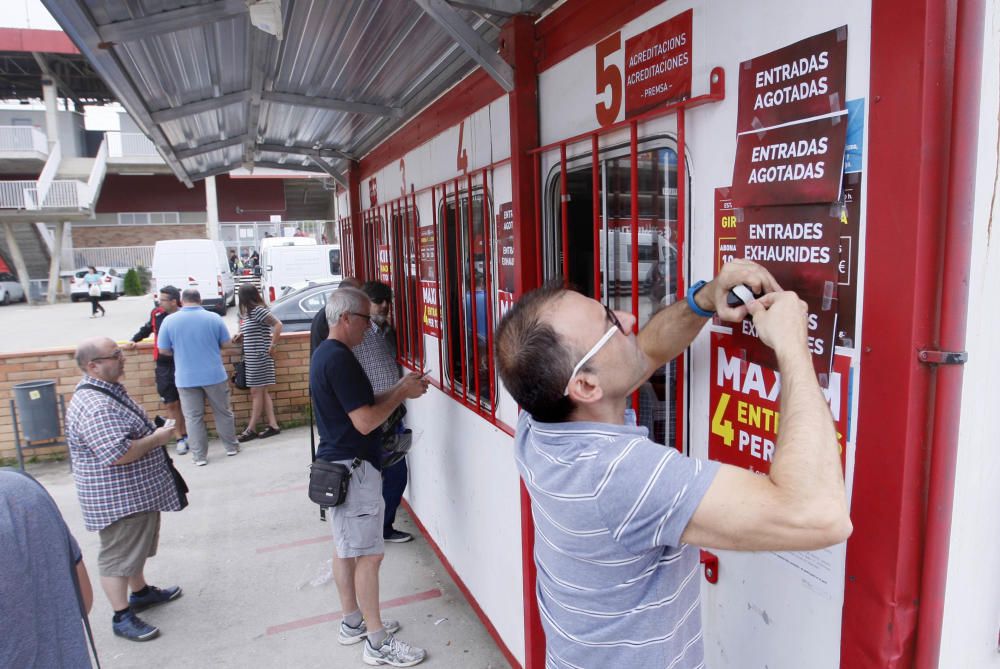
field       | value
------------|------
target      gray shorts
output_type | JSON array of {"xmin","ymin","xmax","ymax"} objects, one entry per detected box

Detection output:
[
  {"xmin": 98, "ymin": 511, "xmax": 161, "ymax": 577},
  {"xmin": 329, "ymin": 460, "xmax": 385, "ymax": 558}
]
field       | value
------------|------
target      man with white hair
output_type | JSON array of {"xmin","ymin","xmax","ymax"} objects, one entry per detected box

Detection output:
[{"xmin": 310, "ymin": 287, "xmax": 430, "ymax": 667}]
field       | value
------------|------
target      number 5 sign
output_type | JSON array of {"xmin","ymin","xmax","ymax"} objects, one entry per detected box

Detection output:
[{"xmin": 594, "ymin": 9, "xmax": 693, "ymax": 127}]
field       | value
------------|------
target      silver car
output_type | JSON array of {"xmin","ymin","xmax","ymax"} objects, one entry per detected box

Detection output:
[{"xmin": 268, "ymin": 281, "xmax": 341, "ymax": 332}]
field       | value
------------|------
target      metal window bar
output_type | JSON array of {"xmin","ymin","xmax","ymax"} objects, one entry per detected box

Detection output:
[
  {"xmin": 468, "ymin": 173, "xmax": 483, "ymax": 404},
  {"xmin": 534, "ymin": 152, "xmax": 543, "ymax": 285},
  {"xmin": 481, "ymin": 167, "xmax": 497, "ymax": 418},
  {"xmin": 630, "ymin": 121, "xmax": 641, "ymax": 420},
  {"xmin": 438, "ymin": 181, "xmax": 457, "ymax": 401},
  {"xmin": 592, "ymin": 134, "xmax": 601, "ymax": 301},
  {"xmin": 674, "ymin": 107, "xmax": 687, "ymax": 454},
  {"xmin": 453, "ymin": 177, "xmax": 468, "ymax": 405},
  {"xmin": 411, "ymin": 189, "xmax": 425, "ymax": 369},
  {"xmin": 432, "ymin": 184, "xmax": 445, "ymax": 389}
]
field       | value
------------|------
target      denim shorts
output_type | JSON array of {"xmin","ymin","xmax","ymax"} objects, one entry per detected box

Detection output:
[{"xmin": 329, "ymin": 460, "xmax": 385, "ymax": 558}]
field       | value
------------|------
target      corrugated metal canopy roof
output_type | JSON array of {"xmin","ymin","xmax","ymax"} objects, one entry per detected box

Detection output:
[{"xmin": 42, "ymin": 0, "xmax": 556, "ymax": 186}]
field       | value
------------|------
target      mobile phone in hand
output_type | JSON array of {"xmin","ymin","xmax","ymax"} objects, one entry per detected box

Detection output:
[{"xmin": 162, "ymin": 418, "xmax": 176, "ymax": 429}]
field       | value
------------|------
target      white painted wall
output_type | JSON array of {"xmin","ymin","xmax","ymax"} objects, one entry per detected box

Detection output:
[
  {"xmin": 939, "ymin": 2, "xmax": 1000, "ymax": 665},
  {"xmin": 404, "ymin": 387, "xmax": 525, "ymax": 665}
]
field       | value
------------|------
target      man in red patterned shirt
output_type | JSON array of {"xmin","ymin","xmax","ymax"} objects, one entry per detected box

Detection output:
[
  {"xmin": 66, "ymin": 336, "xmax": 185, "ymax": 642},
  {"xmin": 124, "ymin": 285, "xmax": 188, "ymax": 455}
]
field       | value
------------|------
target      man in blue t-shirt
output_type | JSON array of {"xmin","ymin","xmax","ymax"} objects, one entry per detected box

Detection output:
[
  {"xmin": 1, "ymin": 471, "xmax": 94, "ymax": 666},
  {"xmin": 311, "ymin": 286, "xmax": 429, "ymax": 667},
  {"xmin": 158, "ymin": 289, "xmax": 240, "ymax": 465}
]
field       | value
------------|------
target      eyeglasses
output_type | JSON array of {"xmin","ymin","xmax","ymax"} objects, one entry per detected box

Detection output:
[
  {"xmin": 563, "ymin": 305, "xmax": 628, "ymax": 396},
  {"xmin": 349, "ymin": 312, "xmax": 372, "ymax": 322},
  {"xmin": 91, "ymin": 349, "xmax": 123, "ymax": 363}
]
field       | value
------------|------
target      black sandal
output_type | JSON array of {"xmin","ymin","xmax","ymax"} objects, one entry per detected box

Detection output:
[
  {"xmin": 257, "ymin": 426, "xmax": 281, "ymax": 439},
  {"xmin": 237, "ymin": 429, "xmax": 258, "ymax": 443}
]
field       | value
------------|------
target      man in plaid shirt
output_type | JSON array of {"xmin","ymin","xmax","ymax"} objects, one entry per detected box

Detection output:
[
  {"xmin": 354, "ymin": 281, "xmax": 413, "ymax": 544},
  {"xmin": 65, "ymin": 336, "xmax": 184, "ymax": 642}
]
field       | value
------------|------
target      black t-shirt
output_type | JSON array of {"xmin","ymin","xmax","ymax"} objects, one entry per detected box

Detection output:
[
  {"xmin": 311, "ymin": 338, "xmax": 380, "ymax": 469},
  {"xmin": 309, "ymin": 308, "xmax": 329, "ymax": 356}
]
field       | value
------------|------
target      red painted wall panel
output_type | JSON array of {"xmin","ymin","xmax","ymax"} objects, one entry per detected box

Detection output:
[
  {"xmin": 95, "ymin": 174, "xmax": 205, "ymax": 213},
  {"xmin": 95, "ymin": 174, "xmax": 286, "ymax": 221},
  {"xmin": 215, "ymin": 174, "xmax": 286, "ymax": 221},
  {"xmin": 0, "ymin": 28, "xmax": 78, "ymax": 55}
]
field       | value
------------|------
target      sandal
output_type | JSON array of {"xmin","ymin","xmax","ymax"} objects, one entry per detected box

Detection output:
[
  {"xmin": 257, "ymin": 426, "xmax": 281, "ymax": 439},
  {"xmin": 237, "ymin": 429, "xmax": 258, "ymax": 443}
]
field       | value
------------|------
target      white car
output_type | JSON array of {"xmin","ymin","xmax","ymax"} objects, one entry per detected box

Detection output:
[
  {"xmin": 0, "ymin": 271, "xmax": 26, "ymax": 305},
  {"xmin": 70, "ymin": 267, "xmax": 126, "ymax": 301}
]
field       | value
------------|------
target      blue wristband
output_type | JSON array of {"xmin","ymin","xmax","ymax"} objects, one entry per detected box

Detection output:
[{"xmin": 686, "ymin": 280, "xmax": 715, "ymax": 318}]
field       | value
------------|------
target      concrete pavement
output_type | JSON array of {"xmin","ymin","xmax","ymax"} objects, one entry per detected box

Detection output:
[
  {"xmin": 24, "ymin": 426, "xmax": 512, "ymax": 668},
  {"xmin": 0, "ymin": 295, "xmax": 241, "ymax": 354}
]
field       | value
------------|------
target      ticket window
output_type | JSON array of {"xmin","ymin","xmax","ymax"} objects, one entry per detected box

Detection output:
[
  {"xmin": 439, "ymin": 191, "xmax": 492, "ymax": 406},
  {"xmin": 547, "ymin": 142, "xmax": 682, "ymax": 447},
  {"xmin": 389, "ymin": 207, "xmax": 421, "ymax": 367}
]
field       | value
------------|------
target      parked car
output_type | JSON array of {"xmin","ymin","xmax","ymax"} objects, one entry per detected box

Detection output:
[
  {"xmin": 268, "ymin": 280, "xmax": 341, "ymax": 332},
  {"xmin": 69, "ymin": 267, "xmax": 126, "ymax": 301},
  {"xmin": 0, "ymin": 271, "xmax": 26, "ymax": 305}
]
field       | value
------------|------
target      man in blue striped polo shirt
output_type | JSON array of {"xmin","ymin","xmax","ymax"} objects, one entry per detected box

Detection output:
[{"xmin": 495, "ymin": 260, "xmax": 852, "ymax": 669}]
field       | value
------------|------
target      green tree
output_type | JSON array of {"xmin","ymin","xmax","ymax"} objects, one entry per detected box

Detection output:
[{"xmin": 124, "ymin": 268, "xmax": 143, "ymax": 296}]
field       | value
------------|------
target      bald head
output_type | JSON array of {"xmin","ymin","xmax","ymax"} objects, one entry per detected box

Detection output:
[
  {"xmin": 339, "ymin": 276, "xmax": 362, "ymax": 290},
  {"xmin": 75, "ymin": 336, "xmax": 115, "ymax": 370}
]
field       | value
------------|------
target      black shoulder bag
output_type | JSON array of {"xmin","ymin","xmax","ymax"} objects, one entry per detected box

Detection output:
[
  {"xmin": 77, "ymin": 384, "xmax": 189, "ymax": 509},
  {"xmin": 308, "ymin": 457, "xmax": 361, "ymax": 508}
]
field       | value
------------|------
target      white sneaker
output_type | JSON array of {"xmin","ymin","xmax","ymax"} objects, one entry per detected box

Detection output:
[
  {"xmin": 362, "ymin": 634, "xmax": 426, "ymax": 667},
  {"xmin": 193, "ymin": 458, "xmax": 207, "ymax": 467},
  {"xmin": 338, "ymin": 619, "xmax": 400, "ymax": 645},
  {"xmin": 175, "ymin": 438, "xmax": 189, "ymax": 455}
]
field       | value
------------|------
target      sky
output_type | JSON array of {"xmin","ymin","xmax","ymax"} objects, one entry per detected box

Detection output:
[{"xmin": 1, "ymin": 0, "xmax": 124, "ymax": 130}]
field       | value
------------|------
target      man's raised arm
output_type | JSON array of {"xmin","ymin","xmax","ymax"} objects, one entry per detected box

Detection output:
[
  {"xmin": 680, "ymin": 290, "xmax": 851, "ymax": 552},
  {"xmin": 637, "ymin": 260, "xmax": 781, "ymax": 376}
]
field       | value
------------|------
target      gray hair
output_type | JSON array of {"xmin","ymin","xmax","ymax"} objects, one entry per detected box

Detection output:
[
  {"xmin": 326, "ymin": 287, "xmax": 369, "ymax": 326},
  {"xmin": 75, "ymin": 337, "xmax": 112, "ymax": 371},
  {"xmin": 181, "ymin": 288, "xmax": 201, "ymax": 304}
]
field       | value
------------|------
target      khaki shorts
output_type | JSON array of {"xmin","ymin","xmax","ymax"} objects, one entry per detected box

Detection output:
[
  {"xmin": 329, "ymin": 460, "xmax": 385, "ymax": 558},
  {"xmin": 98, "ymin": 511, "xmax": 161, "ymax": 577}
]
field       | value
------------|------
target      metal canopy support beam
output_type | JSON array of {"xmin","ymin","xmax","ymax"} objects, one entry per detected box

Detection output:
[
  {"xmin": 306, "ymin": 156, "xmax": 347, "ymax": 189},
  {"xmin": 96, "ymin": 0, "xmax": 249, "ymax": 44},
  {"xmin": 188, "ymin": 160, "xmax": 244, "ymax": 181},
  {"xmin": 445, "ymin": 0, "xmax": 529, "ymax": 17},
  {"xmin": 244, "ymin": 28, "xmax": 273, "ymax": 165},
  {"xmin": 151, "ymin": 90, "xmax": 250, "ymax": 124},
  {"xmin": 262, "ymin": 91, "xmax": 404, "ymax": 118},
  {"xmin": 252, "ymin": 159, "xmax": 323, "ymax": 173},
  {"xmin": 175, "ymin": 134, "xmax": 249, "ymax": 160},
  {"xmin": 257, "ymin": 143, "xmax": 353, "ymax": 162},
  {"xmin": 413, "ymin": 0, "xmax": 514, "ymax": 92}
]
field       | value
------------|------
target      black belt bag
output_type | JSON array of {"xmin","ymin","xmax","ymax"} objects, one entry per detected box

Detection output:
[{"xmin": 308, "ymin": 457, "xmax": 361, "ymax": 508}]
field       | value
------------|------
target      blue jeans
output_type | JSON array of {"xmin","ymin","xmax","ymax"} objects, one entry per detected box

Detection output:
[{"xmin": 381, "ymin": 458, "xmax": 408, "ymax": 535}]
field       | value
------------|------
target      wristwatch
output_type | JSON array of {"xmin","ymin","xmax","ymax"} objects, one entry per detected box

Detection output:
[{"xmin": 686, "ymin": 280, "xmax": 715, "ymax": 318}]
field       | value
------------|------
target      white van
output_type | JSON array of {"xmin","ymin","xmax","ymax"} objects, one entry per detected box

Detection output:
[
  {"xmin": 259, "ymin": 236, "xmax": 317, "ymax": 253},
  {"xmin": 151, "ymin": 239, "xmax": 235, "ymax": 315},
  {"xmin": 259, "ymin": 244, "xmax": 342, "ymax": 304}
]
